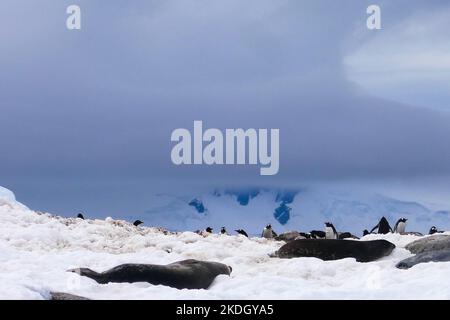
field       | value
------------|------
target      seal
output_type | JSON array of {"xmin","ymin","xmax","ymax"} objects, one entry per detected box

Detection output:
[
  {"xmin": 396, "ymin": 249, "xmax": 450, "ymax": 269},
  {"xmin": 272, "ymin": 239, "xmax": 395, "ymax": 262},
  {"xmin": 49, "ymin": 292, "xmax": 90, "ymax": 300},
  {"xmin": 405, "ymin": 234, "xmax": 450, "ymax": 254},
  {"xmin": 68, "ymin": 259, "xmax": 232, "ymax": 290}
]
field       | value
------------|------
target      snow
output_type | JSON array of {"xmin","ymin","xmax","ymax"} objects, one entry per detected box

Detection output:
[
  {"xmin": 0, "ymin": 186, "xmax": 16, "ymax": 203},
  {"xmin": 1, "ymin": 188, "xmax": 450, "ymax": 300}
]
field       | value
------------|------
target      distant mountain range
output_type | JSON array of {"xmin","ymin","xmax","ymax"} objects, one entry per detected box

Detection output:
[{"xmin": 144, "ymin": 185, "xmax": 450, "ymax": 235}]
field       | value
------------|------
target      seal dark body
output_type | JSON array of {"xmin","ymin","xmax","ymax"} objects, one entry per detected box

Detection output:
[
  {"xmin": 69, "ymin": 259, "xmax": 231, "ymax": 290},
  {"xmin": 274, "ymin": 239, "xmax": 395, "ymax": 262},
  {"xmin": 396, "ymin": 249, "xmax": 450, "ymax": 269}
]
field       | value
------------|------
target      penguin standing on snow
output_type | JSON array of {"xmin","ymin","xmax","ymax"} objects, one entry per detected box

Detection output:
[
  {"xmin": 370, "ymin": 217, "xmax": 393, "ymax": 234},
  {"xmin": 393, "ymin": 218, "xmax": 407, "ymax": 234},
  {"xmin": 133, "ymin": 220, "xmax": 144, "ymax": 227},
  {"xmin": 262, "ymin": 224, "xmax": 277, "ymax": 239},
  {"xmin": 195, "ymin": 227, "xmax": 213, "ymax": 236},
  {"xmin": 324, "ymin": 222, "xmax": 338, "ymax": 239},
  {"xmin": 235, "ymin": 229, "xmax": 249, "ymax": 237},
  {"xmin": 220, "ymin": 227, "xmax": 229, "ymax": 235}
]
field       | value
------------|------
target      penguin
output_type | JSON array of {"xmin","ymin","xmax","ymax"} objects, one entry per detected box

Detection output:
[
  {"xmin": 370, "ymin": 217, "xmax": 393, "ymax": 234},
  {"xmin": 205, "ymin": 227, "xmax": 213, "ymax": 234},
  {"xmin": 310, "ymin": 230, "xmax": 326, "ymax": 239},
  {"xmin": 363, "ymin": 229, "xmax": 370, "ymax": 236},
  {"xmin": 429, "ymin": 226, "xmax": 444, "ymax": 235},
  {"xmin": 393, "ymin": 218, "xmax": 407, "ymax": 234},
  {"xmin": 235, "ymin": 229, "xmax": 249, "ymax": 237},
  {"xmin": 338, "ymin": 232, "xmax": 359, "ymax": 240},
  {"xmin": 220, "ymin": 227, "xmax": 228, "ymax": 235},
  {"xmin": 262, "ymin": 224, "xmax": 277, "ymax": 239},
  {"xmin": 195, "ymin": 227, "xmax": 213, "ymax": 236},
  {"xmin": 76, "ymin": 213, "xmax": 85, "ymax": 220},
  {"xmin": 133, "ymin": 220, "xmax": 144, "ymax": 227},
  {"xmin": 298, "ymin": 232, "xmax": 311, "ymax": 239},
  {"xmin": 324, "ymin": 222, "xmax": 338, "ymax": 240}
]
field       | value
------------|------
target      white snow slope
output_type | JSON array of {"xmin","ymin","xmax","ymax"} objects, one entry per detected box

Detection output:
[{"xmin": 1, "ymin": 186, "xmax": 450, "ymax": 300}]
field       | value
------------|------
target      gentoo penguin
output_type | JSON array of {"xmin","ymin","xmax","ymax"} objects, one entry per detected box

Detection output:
[
  {"xmin": 393, "ymin": 218, "xmax": 407, "ymax": 234},
  {"xmin": 310, "ymin": 230, "xmax": 326, "ymax": 239},
  {"xmin": 133, "ymin": 220, "xmax": 143, "ymax": 227},
  {"xmin": 325, "ymin": 222, "xmax": 338, "ymax": 240},
  {"xmin": 220, "ymin": 227, "xmax": 228, "ymax": 235},
  {"xmin": 195, "ymin": 227, "xmax": 213, "ymax": 236},
  {"xmin": 429, "ymin": 226, "xmax": 444, "ymax": 235},
  {"xmin": 262, "ymin": 224, "xmax": 277, "ymax": 239},
  {"xmin": 235, "ymin": 229, "xmax": 249, "ymax": 237},
  {"xmin": 338, "ymin": 232, "xmax": 359, "ymax": 240},
  {"xmin": 298, "ymin": 232, "xmax": 311, "ymax": 239},
  {"xmin": 76, "ymin": 213, "xmax": 85, "ymax": 220},
  {"xmin": 370, "ymin": 217, "xmax": 393, "ymax": 234}
]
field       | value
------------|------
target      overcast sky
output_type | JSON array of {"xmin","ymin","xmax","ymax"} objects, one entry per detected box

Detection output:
[{"xmin": 1, "ymin": 0, "xmax": 450, "ymax": 188}]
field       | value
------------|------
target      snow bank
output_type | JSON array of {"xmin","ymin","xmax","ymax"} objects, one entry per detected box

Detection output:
[
  {"xmin": 1, "ymin": 193, "xmax": 450, "ymax": 300},
  {"xmin": 0, "ymin": 186, "xmax": 16, "ymax": 203}
]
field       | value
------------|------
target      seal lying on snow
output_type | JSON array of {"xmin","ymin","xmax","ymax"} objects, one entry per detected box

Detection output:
[
  {"xmin": 272, "ymin": 239, "xmax": 395, "ymax": 262},
  {"xmin": 69, "ymin": 259, "xmax": 232, "ymax": 289},
  {"xmin": 396, "ymin": 249, "xmax": 450, "ymax": 269},
  {"xmin": 49, "ymin": 292, "xmax": 90, "ymax": 300},
  {"xmin": 405, "ymin": 235, "xmax": 450, "ymax": 254}
]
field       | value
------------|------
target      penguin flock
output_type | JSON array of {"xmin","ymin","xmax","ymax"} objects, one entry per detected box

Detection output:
[{"xmin": 74, "ymin": 212, "xmax": 445, "ymax": 239}]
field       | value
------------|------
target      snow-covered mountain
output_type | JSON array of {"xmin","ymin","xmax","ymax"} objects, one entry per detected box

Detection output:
[{"xmin": 144, "ymin": 184, "xmax": 450, "ymax": 236}]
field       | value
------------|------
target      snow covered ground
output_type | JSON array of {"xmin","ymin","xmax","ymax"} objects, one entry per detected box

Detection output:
[{"xmin": 1, "ymin": 185, "xmax": 450, "ymax": 300}]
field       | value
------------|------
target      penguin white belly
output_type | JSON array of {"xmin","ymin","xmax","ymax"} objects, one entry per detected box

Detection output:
[
  {"xmin": 396, "ymin": 222, "xmax": 406, "ymax": 233},
  {"xmin": 262, "ymin": 229, "xmax": 273, "ymax": 239},
  {"xmin": 325, "ymin": 227, "xmax": 337, "ymax": 239}
]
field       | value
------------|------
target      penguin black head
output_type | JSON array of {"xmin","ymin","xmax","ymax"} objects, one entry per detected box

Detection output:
[
  {"xmin": 363, "ymin": 229, "xmax": 370, "ymax": 236},
  {"xmin": 265, "ymin": 224, "xmax": 272, "ymax": 229},
  {"xmin": 399, "ymin": 218, "xmax": 408, "ymax": 223},
  {"xmin": 429, "ymin": 226, "xmax": 437, "ymax": 234},
  {"xmin": 324, "ymin": 222, "xmax": 334, "ymax": 228},
  {"xmin": 205, "ymin": 227, "xmax": 213, "ymax": 233},
  {"xmin": 133, "ymin": 220, "xmax": 143, "ymax": 226},
  {"xmin": 220, "ymin": 227, "xmax": 227, "ymax": 234},
  {"xmin": 77, "ymin": 213, "xmax": 85, "ymax": 220}
]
